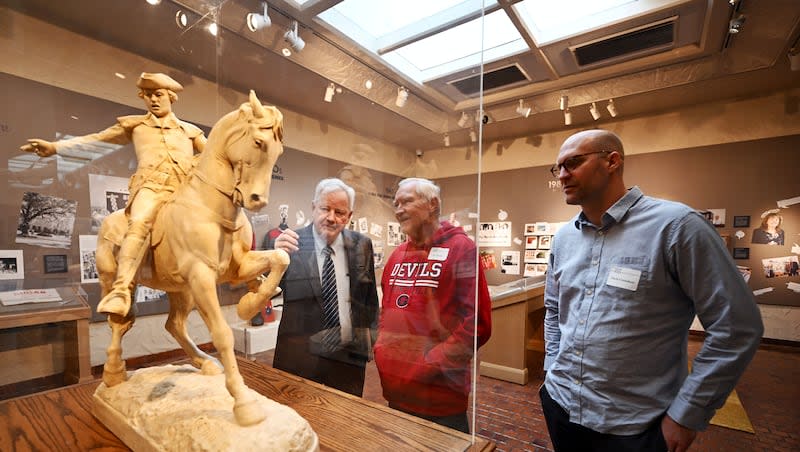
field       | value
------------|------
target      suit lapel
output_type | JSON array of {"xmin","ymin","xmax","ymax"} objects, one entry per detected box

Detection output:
[{"xmin": 297, "ymin": 226, "xmax": 322, "ymax": 297}]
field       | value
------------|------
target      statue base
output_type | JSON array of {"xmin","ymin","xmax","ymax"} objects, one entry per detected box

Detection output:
[{"xmin": 92, "ymin": 364, "xmax": 318, "ymax": 452}]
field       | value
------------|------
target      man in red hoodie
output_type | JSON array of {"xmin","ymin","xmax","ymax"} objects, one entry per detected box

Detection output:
[{"xmin": 374, "ymin": 177, "xmax": 492, "ymax": 433}]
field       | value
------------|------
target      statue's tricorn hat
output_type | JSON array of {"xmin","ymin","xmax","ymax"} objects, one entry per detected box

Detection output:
[{"xmin": 136, "ymin": 73, "xmax": 184, "ymax": 92}]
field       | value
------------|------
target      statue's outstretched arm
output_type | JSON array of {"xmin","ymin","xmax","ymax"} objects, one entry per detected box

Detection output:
[{"xmin": 21, "ymin": 139, "xmax": 57, "ymax": 157}]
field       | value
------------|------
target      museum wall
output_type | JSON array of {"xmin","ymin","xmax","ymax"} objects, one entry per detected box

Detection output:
[{"xmin": 436, "ymin": 135, "xmax": 800, "ymax": 341}]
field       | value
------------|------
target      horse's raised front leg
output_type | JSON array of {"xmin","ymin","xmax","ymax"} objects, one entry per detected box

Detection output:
[
  {"xmin": 190, "ymin": 266, "xmax": 264, "ymax": 426},
  {"xmin": 103, "ymin": 312, "xmax": 134, "ymax": 387},
  {"xmin": 234, "ymin": 249, "xmax": 290, "ymax": 320},
  {"xmin": 165, "ymin": 291, "xmax": 222, "ymax": 375}
]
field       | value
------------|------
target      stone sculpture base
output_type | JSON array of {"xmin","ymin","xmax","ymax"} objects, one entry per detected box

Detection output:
[{"xmin": 92, "ymin": 364, "xmax": 318, "ymax": 452}]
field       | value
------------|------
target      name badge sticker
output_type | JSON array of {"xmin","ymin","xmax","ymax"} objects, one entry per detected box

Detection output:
[
  {"xmin": 606, "ymin": 266, "xmax": 641, "ymax": 291},
  {"xmin": 428, "ymin": 247, "xmax": 450, "ymax": 261}
]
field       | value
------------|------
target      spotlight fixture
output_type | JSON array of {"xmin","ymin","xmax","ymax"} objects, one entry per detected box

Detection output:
[
  {"xmin": 246, "ymin": 2, "xmax": 271, "ymax": 32},
  {"xmin": 589, "ymin": 102, "xmax": 601, "ymax": 121},
  {"xmin": 559, "ymin": 94, "xmax": 569, "ymax": 111},
  {"xmin": 728, "ymin": 14, "xmax": 745, "ymax": 34},
  {"xmin": 284, "ymin": 21, "xmax": 305, "ymax": 53},
  {"xmin": 564, "ymin": 109, "xmax": 572, "ymax": 126},
  {"xmin": 146, "ymin": 0, "xmax": 162, "ymax": 5},
  {"xmin": 443, "ymin": 134, "xmax": 450, "ymax": 147},
  {"xmin": 469, "ymin": 129, "xmax": 477, "ymax": 143},
  {"xmin": 395, "ymin": 87, "xmax": 409, "ymax": 108},
  {"xmin": 606, "ymin": 99, "xmax": 618, "ymax": 117},
  {"xmin": 175, "ymin": 10, "xmax": 188, "ymax": 28},
  {"xmin": 365, "ymin": 79, "xmax": 373, "ymax": 90},
  {"xmin": 207, "ymin": 22, "xmax": 218, "ymax": 36},
  {"xmin": 516, "ymin": 99, "xmax": 531, "ymax": 118},
  {"xmin": 457, "ymin": 112, "xmax": 470, "ymax": 128},
  {"xmin": 324, "ymin": 83, "xmax": 336, "ymax": 103}
]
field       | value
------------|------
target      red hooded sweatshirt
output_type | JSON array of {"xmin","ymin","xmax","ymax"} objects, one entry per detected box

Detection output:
[{"xmin": 375, "ymin": 221, "xmax": 492, "ymax": 417}]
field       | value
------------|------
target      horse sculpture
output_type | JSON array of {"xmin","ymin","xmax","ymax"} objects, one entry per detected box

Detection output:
[{"xmin": 95, "ymin": 91, "xmax": 289, "ymax": 426}]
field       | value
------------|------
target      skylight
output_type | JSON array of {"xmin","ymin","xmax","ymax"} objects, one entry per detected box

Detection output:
[{"xmin": 315, "ymin": 0, "xmax": 673, "ymax": 85}]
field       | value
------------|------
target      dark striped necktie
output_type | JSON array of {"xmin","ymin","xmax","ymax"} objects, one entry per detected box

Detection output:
[{"xmin": 320, "ymin": 246, "xmax": 340, "ymax": 346}]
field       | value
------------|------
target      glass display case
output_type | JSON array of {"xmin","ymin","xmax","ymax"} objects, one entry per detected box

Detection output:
[{"xmin": 0, "ymin": 0, "xmax": 489, "ymax": 446}]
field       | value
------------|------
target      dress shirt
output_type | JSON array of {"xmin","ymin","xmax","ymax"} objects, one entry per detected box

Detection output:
[
  {"xmin": 313, "ymin": 229, "xmax": 352, "ymax": 342},
  {"xmin": 544, "ymin": 186, "xmax": 763, "ymax": 435}
]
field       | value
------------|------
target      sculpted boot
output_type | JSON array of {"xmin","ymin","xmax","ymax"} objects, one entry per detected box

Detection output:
[{"xmin": 97, "ymin": 228, "xmax": 148, "ymax": 317}]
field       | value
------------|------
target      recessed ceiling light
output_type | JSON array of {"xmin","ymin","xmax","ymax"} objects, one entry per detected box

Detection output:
[{"xmin": 114, "ymin": 72, "xmax": 126, "ymax": 79}]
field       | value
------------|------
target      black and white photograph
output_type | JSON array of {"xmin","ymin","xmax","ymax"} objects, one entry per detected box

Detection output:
[
  {"xmin": 43, "ymin": 254, "xmax": 68, "ymax": 274},
  {"xmin": 79, "ymin": 235, "xmax": 99, "ymax": 283},
  {"xmin": 89, "ymin": 174, "xmax": 130, "ymax": 232},
  {"xmin": 387, "ymin": 221, "xmax": 405, "ymax": 246},
  {"xmin": 478, "ymin": 221, "xmax": 511, "ymax": 247},
  {"xmin": 15, "ymin": 192, "xmax": 77, "ymax": 249},
  {"xmin": 500, "ymin": 250, "xmax": 520, "ymax": 275},
  {"xmin": 0, "ymin": 250, "xmax": 24, "ymax": 280},
  {"xmin": 135, "ymin": 285, "xmax": 168, "ymax": 303}
]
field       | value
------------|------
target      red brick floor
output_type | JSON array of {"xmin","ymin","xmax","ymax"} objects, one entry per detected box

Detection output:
[{"xmin": 252, "ymin": 336, "xmax": 800, "ymax": 452}]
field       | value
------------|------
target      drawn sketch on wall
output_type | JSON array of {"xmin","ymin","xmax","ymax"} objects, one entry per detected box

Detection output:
[
  {"xmin": 0, "ymin": 250, "xmax": 24, "ymax": 280},
  {"xmin": 88, "ymin": 174, "xmax": 130, "ymax": 232},
  {"xmin": 478, "ymin": 221, "xmax": 511, "ymax": 247},
  {"xmin": 752, "ymin": 209, "xmax": 785, "ymax": 245},
  {"xmin": 15, "ymin": 191, "xmax": 77, "ymax": 249},
  {"xmin": 370, "ymin": 222, "xmax": 383, "ymax": 238},
  {"xmin": 500, "ymin": 250, "xmax": 520, "ymax": 275},
  {"xmin": 358, "ymin": 217, "xmax": 368, "ymax": 234},
  {"xmin": 761, "ymin": 255, "xmax": 799, "ymax": 279},
  {"xmin": 79, "ymin": 235, "xmax": 99, "ymax": 283}
]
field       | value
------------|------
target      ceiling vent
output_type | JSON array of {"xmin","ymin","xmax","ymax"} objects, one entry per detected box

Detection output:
[
  {"xmin": 449, "ymin": 64, "xmax": 529, "ymax": 97},
  {"xmin": 572, "ymin": 17, "xmax": 677, "ymax": 67}
]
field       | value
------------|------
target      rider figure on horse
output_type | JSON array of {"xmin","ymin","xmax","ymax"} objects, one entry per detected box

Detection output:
[{"xmin": 21, "ymin": 73, "xmax": 207, "ymax": 317}]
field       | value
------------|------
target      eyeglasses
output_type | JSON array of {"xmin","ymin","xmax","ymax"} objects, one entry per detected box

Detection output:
[{"xmin": 550, "ymin": 151, "xmax": 609, "ymax": 177}]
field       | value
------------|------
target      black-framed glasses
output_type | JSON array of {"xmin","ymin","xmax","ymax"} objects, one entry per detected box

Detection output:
[{"xmin": 550, "ymin": 150, "xmax": 609, "ymax": 177}]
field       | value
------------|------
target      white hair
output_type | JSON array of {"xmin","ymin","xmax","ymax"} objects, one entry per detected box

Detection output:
[{"xmin": 313, "ymin": 178, "xmax": 355, "ymax": 211}]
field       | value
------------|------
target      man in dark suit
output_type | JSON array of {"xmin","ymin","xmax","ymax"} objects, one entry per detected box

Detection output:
[{"xmin": 269, "ymin": 178, "xmax": 378, "ymax": 396}]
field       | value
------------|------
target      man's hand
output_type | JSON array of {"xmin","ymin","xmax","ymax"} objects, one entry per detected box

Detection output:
[
  {"xmin": 274, "ymin": 228, "xmax": 299, "ymax": 254},
  {"xmin": 21, "ymin": 139, "xmax": 57, "ymax": 157},
  {"xmin": 661, "ymin": 415, "xmax": 697, "ymax": 452}
]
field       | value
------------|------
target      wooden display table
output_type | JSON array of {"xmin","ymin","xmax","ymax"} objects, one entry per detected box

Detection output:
[
  {"xmin": 0, "ymin": 285, "xmax": 92, "ymax": 386},
  {"xmin": 0, "ymin": 358, "xmax": 494, "ymax": 451},
  {"xmin": 479, "ymin": 280, "xmax": 545, "ymax": 385}
]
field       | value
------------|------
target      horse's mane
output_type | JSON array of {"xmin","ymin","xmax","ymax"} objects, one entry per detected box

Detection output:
[{"xmin": 206, "ymin": 101, "xmax": 284, "ymax": 151}]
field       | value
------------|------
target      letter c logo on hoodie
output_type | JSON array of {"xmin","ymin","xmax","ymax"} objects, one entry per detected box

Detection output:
[{"xmin": 395, "ymin": 293, "xmax": 410, "ymax": 308}]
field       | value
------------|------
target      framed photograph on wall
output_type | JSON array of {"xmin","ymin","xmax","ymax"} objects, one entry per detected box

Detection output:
[
  {"xmin": 733, "ymin": 216, "xmax": 750, "ymax": 228},
  {"xmin": 0, "ymin": 250, "xmax": 24, "ymax": 280},
  {"xmin": 733, "ymin": 247, "xmax": 750, "ymax": 259},
  {"xmin": 43, "ymin": 254, "xmax": 68, "ymax": 274}
]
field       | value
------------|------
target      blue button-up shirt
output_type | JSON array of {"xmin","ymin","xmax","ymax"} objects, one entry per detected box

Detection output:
[{"xmin": 544, "ymin": 186, "xmax": 763, "ymax": 435}]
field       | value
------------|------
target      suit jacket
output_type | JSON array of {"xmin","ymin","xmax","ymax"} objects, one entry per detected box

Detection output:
[{"xmin": 271, "ymin": 225, "xmax": 378, "ymax": 396}]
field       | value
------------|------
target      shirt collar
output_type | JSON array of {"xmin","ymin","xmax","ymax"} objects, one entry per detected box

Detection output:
[
  {"xmin": 574, "ymin": 186, "xmax": 644, "ymax": 230},
  {"xmin": 312, "ymin": 227, "xmax": 345, "ymax": 257},
  {"xmin": 142, "ymin": 112, "xmax": 181, "ymax": 129}
]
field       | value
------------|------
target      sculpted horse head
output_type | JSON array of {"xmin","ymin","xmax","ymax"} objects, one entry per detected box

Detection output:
[{"xmin": 198, "ymin": 90, "xmax": 284, "ymax": 213}]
